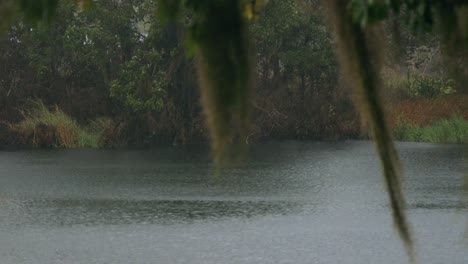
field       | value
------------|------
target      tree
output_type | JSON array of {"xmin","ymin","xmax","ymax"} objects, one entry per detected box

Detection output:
[{"xmin": 251, "ymin": 0, "xmax": 345, "ymax": 139}]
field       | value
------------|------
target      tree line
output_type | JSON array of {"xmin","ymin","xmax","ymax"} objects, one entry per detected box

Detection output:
[
  {"xmin": 1, "ymin": 1, "xmax": 463, "ymax": 147},
  {"xmin": 0, "ymin": 0, "xmax": 366, "ymax": 146}
]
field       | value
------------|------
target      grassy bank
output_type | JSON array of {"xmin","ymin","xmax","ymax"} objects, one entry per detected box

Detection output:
[
  {"xmin": 8, "ymin": 101, "xmax": 114, "ymax": 148},
  {"xmin": 3, "ymin": 97, "xmax": 467, "ymax": 148},
  {"xmin": 386, "ymin": 94, "xmax": 468, "ymax": 144},
  {"xmin": 393, "ymin": 116, "xmax": 468, "ymax": 143}
]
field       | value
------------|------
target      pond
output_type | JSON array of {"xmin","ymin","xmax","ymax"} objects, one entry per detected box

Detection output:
[{"xmin": 0, "ymin": 141, "xmax": 466, "ymax": 264}]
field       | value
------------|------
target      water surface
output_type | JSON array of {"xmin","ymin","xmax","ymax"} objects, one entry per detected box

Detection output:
[{"xmin": 0, "ymin": 141, "xmax": 466, "ymax": 264}]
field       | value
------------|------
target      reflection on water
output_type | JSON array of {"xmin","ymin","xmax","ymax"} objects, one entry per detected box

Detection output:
[{"xmin": 0, "ymin": 141, "xmax": 466, "ymax": 264}]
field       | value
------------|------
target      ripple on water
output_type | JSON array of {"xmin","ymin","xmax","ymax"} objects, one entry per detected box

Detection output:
[{"xmin": 0, "ymin": 198, "xmax": 307, "ymax": 227}]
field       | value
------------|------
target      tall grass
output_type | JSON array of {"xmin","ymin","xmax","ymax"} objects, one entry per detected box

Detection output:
[
  {"xmin": 394, "ymin": 116, "xmax": 468, "ymax": 143},
  {"xmin": 10, "ymin": 100, "xmax": 100, "ymax": 148}
]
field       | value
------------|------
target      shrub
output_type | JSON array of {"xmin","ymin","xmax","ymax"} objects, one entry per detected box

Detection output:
[
  {"xmin": 10, "ymin": 100, "xmax": 99, "ymax": 148},
  {"xmin": 383, "ymin": 70, "xmax": 456, "ymax": 100},
  {"xmin": 407, "ymin": 73, "xmax": 456, "ymax": 98}
]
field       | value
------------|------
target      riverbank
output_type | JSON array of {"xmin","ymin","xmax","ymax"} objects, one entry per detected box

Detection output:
[
  {"xmin": 1, "ymin": 95, "xmax": 466, "ymax": 149},
  {"xmin": 386, "ymin": 94, "xmax": 468, "ymax": 144},
  {"xmin": 393, "ymin": 116, "xmax": 467, "ymax": 143},
  {"xmin": 1, "ymin": 101, "xmax": 118, "ymax": 149}
]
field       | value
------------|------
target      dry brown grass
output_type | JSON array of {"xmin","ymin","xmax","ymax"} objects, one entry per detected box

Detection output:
[{"xmin": 386, "ymin": 94, "xmax": 468, "ymax": 129}]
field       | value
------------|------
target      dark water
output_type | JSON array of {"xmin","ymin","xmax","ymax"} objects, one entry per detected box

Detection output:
[{"xmin": 0, "ymin": 141, "xmax": 466, "ymax": 264}]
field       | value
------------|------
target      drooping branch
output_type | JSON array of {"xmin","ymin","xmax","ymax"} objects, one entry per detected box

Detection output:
[{"xmin": 187, "ymin": 0, "xmax": 252, "ymax": 166}]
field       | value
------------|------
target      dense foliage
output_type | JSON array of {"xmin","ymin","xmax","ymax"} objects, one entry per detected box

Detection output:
[
  {"xmin": 0, "ymin": 0, "xmax": 202, "ymax": 145},
  {"xmin": 0, "ymin": 0, "xmax": 361, "ymax": 146}
]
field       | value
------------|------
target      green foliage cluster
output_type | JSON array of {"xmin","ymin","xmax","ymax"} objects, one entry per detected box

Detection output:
[
  {"xmin": 383, "ymin": 43, "xmax": 458, "ymax": 99},
  {"xmin": 407, "ymin": 73, "xmax": 455, "ymax": 98},
  {"xmin": 250, "ymin": 0, "xmax": 347, "ymax": 139},
  {"xmin": 394, "ymin": 116, "xmax": 468, "ymax": 143},
  {"xmin": 384, "ymin": 71, "xmax": 456, "ymax": 99},
  {"xmin": 110, "ymin": 49, "xmax": 168, "ymax": 113}
]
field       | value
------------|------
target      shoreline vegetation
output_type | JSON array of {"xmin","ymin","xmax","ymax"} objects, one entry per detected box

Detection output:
[
  {"xmin": 1, "ymin": 95, "xmax": 466, "ymax": 149},
  {"xmin": 2, "ymin": 100, "xmax": 117, "ymax": 148},
  {"xmin": 393, "ymin": 116, "xmax": 467, "ymax": 144}
]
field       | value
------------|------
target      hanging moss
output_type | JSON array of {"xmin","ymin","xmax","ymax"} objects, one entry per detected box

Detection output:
[
  {"xmin": 326, "ymin": 0, "xmax": 414, "ymax": 261},
  {"xmin": 159, "ymin": 0, "xmax": 252, "ymax": 166},
  {"xmin": 193, "ymin": 0, "xmax": 251, "ymax": 166}
]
